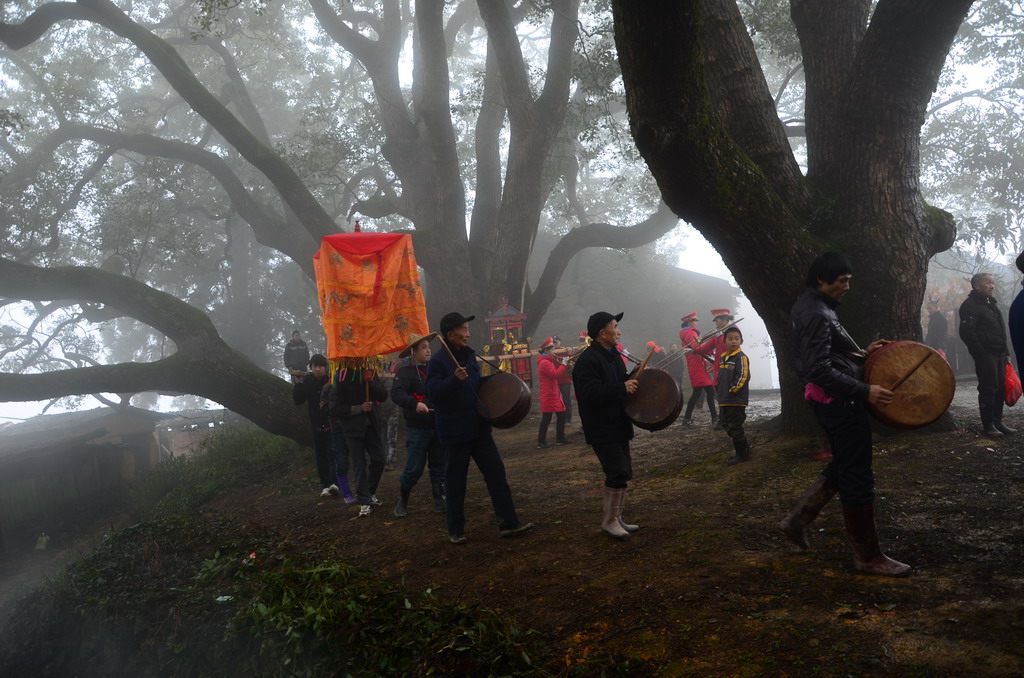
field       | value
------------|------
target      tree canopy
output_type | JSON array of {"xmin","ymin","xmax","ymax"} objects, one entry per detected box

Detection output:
[{"xmin": 3, "ymin": 0, "xmax": 1023, "ymax": 436}]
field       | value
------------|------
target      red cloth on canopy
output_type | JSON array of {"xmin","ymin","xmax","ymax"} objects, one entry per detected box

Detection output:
[{"xmin": 313, "ymin": 233, "xmax": 428, "ymax": 359}]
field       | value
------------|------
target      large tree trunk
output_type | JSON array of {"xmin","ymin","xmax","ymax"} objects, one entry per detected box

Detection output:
[{"xmin": 612, "ymin": 0, "xmax": 971, "ymax": 432}]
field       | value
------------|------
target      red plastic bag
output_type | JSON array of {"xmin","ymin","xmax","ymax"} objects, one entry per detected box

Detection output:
[{"xmin": 1005, "ymin": 363, "xmax": 1022, "ymax": 407}]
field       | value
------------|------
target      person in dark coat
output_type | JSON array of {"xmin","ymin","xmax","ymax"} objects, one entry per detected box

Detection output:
[
  {"xmin": 284, "ymin": 331, "xmax": 311, "ymax": 382},
  {"xmin": 327, "ymin": 367, "xmax": 389, "ymax": 516},
  {"xmin": 925, "ymin": 300, "xmax": 948, "ymax": 356},
  {"xmin": 1009, "ymin": 253, "xmax": 1024, "ymax": 374},
  {"xmin": 779, "ymin": 253, "xmax": 910, "ymax": 577},
  {"xmin": 959, "ymin": 272, "xmax": 1015, "ymax": 436},
  {"xmin": 391, "ymin": 332, "xmax": 446, "ymax": 517},
  {"xmin": 292, "ymin": 354, "xmax": 338, "ymax": 498},
  {"xmin": 426, "ymin": 312, "xmax": 533, "ymax": 545},
  {"xmin": 572, "ymin": 311, "xmax": 640, "ymax": 539}
]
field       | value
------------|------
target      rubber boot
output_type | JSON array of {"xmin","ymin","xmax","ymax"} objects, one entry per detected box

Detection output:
[
  {"xmin": 337, "ymin": 476, "xmax": 356, "ymax": 504},
  {"xmin": 394, "ymin": 486, "xmax": 411, "ymax": 517},
  {"xmin": 431, "ymin": 481, "xmax": 446, "ymax": 513},
  {"xmin": 601, "ymin": 487, "xmax": 630, "ymax": 539},
  {"xmin": 994, "ymin": 399, "xmax": 1016, "ymax": 434},
  {"xmin": 980, "ymin": 400, "xmax": 1002, "ymax": 436},
  {"xmin": 726, "ymin": 441, "xmax": 751, "ymax": 465},
  {"xmin": 842, "ymin": 505, "xmax": 911, "ymax": 577},
  {"xmin": 617, "ymin": 488, "xmax": 640, "ymax": 533},
  {"xmin": 779, "ymin": 476, "xmax": 838, "ymax": 550}
]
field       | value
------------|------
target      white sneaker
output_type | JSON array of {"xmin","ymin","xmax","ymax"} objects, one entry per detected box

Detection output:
[
  {"xmin": 320, "ymin": 487, "xmax": 333, "ymax": 497},
  {"xmin": 370, "ymin": 494, "xmax": 383, "ymax": 506},
  {"xmin": 358, "ymin": 505, "xmax": 372, "ymax": 517},
  {"xmin": 327, "ymin": 484, "xmax": 340, "ymax": 497}
]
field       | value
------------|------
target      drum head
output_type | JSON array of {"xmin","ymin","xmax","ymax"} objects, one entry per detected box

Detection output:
[
  {"xmin": 476, "ymin": 372, "xmax": 532, "ymax": 429},
  {"xmin": 863, "ymin": 341, "xmax": 955, "ymax": 429},
  {"xmin": 625, "ymin": 368, "xmax": 682, "ymax": 432}
]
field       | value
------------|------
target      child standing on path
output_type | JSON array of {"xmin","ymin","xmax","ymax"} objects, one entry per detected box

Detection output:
[{"xmin": 716, "ymin": 327, "xmax": 751, "ymax": 465}]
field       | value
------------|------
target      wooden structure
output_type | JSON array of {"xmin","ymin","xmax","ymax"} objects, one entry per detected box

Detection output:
[
  {"xmin": 485, "ymin": 299, "xmax": 533, "ymax": 385},
  {"xmin": 0, "ymin": 407, "xmax": 170, "ymax": 553}
]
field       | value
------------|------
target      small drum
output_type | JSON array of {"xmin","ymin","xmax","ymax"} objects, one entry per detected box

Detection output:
[
  {"xmin": 624, "ymin": 368, "xmax": 683, "ymax": 432},
  {"xmin": 862, "ymin": 340, "xmax": 955, "ymax": 429},
  {"xmin": 476, "ymin": 372, "xmax": 532, "ymax": 428}
]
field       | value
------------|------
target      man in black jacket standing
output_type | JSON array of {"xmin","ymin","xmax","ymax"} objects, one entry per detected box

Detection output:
[
  {"xmin": 572, "ymin": 311, "xmax": 640, "ymax": 539},
  {"xmin": 779, "ymin": 253, "xmax": 910, "ymax": 577},
  {"xmin": 959, "ymin": 272, "xmax": 1015, "ymax": 436}
]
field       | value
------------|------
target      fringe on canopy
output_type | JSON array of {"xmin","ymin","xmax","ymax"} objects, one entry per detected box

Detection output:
[{"xmin": 329, "ymin": 356, "xmax": 398, "ymax": 382}]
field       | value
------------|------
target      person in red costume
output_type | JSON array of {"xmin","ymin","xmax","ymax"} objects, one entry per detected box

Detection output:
[
  {"xmin": 536, "ymin": 337, "xmax": 570, "ymax": 448},
  {"xmin": 678, "ymin": 311, "xmax": 718, "ymax": 426}
]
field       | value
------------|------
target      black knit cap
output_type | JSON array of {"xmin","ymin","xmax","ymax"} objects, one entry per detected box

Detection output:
[
  {"xmin": 587, "ymin": 311, "xmax": 624, "ymax": 339},
  {"xmin": 440, "ymin": 312, "xmax": 475, "ymax": 336}
]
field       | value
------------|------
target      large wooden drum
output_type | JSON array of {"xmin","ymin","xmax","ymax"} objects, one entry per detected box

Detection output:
[
  {"xmin": 862, "ymin": 340, "xmax": 955, "ymax": 429},
  {"xmin": 476, "ymin": 372, "xmax": 532, "ymax": 428},
  {"xmin": 624, "ymin": 368, "xmax": 683, "ymax": 432}
]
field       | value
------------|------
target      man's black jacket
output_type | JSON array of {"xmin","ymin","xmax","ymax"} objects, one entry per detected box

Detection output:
[
  {"xmin": 293, "ymin": 373, "xmax": 329, "ymax": 429},
  {"xmin": 571, "ymin": 343, "xmax": 634, "ymax": 445},
  {"xmin": 323, "ymin": 374, "xmax": 388, "ymax": 437},
  {"xmin": 791, "ymin": 289, "xmax": 869, "ymax": 402},
  {"xmin": 958, "ymin": 289, "xmax": 1008, "ymax": 357}
]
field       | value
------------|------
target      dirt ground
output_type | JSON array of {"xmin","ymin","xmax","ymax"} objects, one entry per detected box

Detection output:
[
  {"xmin": 3, "ymin": 383, "xmax": 1024, "ymax": 676},
  {"xmin": 223, "ymin": 383, "xmax": 1023, "ymax": 676}
]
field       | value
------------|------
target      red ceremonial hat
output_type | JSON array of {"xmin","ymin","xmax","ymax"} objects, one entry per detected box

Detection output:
[
  {"xmin": 540, "ymin": 337, "xmax": 555, "ymax": 350},
  {"xmin": 711, "ymin": 308, "xmax": 732, "ymax": 318},
  {"xmin": 578, "ymin": 330, "xmax": 588, "ymax": 338},
  {"xmin": 681, "ymin": 311, "xmax": 698, "ymax": 322}
]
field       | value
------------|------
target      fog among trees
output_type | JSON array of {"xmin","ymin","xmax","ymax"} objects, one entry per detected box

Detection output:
[{"xmin": 1, "ymin": 0, "xmax": 1022, "ymax": 438}]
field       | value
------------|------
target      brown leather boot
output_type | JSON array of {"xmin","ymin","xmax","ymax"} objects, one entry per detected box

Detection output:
[
  {"xmin": 601, "ymin": 487, "xmax": 629, "ymax": 539},
  {"xmin": 842, "ymin": 505, "xmax": 911, "ymax": 577},
  {"xmin": 779, "ymin": 475, "xmax": 838, "ymax": 550}
]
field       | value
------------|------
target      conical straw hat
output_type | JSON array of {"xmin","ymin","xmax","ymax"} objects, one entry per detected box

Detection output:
[{"xmin": 399, "ymin": 332, "xmax": 438, "ymax": 358}]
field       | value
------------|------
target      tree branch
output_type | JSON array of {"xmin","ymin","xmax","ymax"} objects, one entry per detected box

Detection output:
[
  {"xmin": 525, "ymin": 204, "xmax": 679, "ymax": 335},
  {"xmin": 70, "ymin": 0, "xmax": 339, "ymax": 238},
  {"xmin": 0, "ymin": 258, "xmax": 310, "ymax": 443},
  {"xmin": 701, "ymin": 0, "xmax": 808, "ymax": 209}
]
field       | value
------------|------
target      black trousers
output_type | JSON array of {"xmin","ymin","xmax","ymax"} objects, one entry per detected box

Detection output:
[
  {"xmin": 684, "ymin": 385, "xmax": 718, "ymax": 420},
  {"xmin": 973, "ymin": 353, "xmax": 1006, "ymax": 424},
  {"xmin": 559, "ymin": 382, "xmax": 573, "ymax": 423},
  {"xmin": 591, "ymin": 440, "xmax": 632, "ymax": 488},
  {"xmin": 718, "ymin": 406, "xmax": 748, "ymax": 453},
  {"xmin": 538, "ymin": 411, "xmax": 566, "ymax": 445},
  {"xmin": 815, "ymin": 400, "xmax": 874, "ymax": 507}
]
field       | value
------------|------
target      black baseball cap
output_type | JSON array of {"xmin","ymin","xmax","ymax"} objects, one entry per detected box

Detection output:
[
  {"xmin": 440, "ymin": 312, "xmax": 475, "ymax": 336},
  {"xmin": 587, "ymin": 311, "xmax": 624, "ymax": 339}
]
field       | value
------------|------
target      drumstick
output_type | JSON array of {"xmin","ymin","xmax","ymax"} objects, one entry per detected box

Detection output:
[
  {"xmin": 477, "ymin": 354, "xmax": 505, "ymax": 373},
  {"xmin": 886, "ymin": 351, "xmax": 933, "ymax": 393},
  {"xmin": 635, "ymin": 347, "xmax": 656, "ymax": 377},
  {"xmin": 438, "ymin": 335, "xmax": 461, "ymax": 368},
  {"xmin": 628, "ymin": 347, "xmax": 657, "ymax": 380}
]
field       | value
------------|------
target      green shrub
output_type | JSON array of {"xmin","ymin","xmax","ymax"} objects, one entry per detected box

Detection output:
[{"xmin": 131, "ymin": 427, "xmax": 303, "ymax": 515}]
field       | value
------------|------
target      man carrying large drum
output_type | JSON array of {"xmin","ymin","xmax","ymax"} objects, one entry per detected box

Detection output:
[
  {"xmin": 573, "ymin": 311, "xmax": 641, "ymax": 539},
  {"xmin": 780, "ymin": 253, "xmax": 911, "ymax": 577},
  {"xmin": 426, "ymin": 312, "xmax": 533, "ymax": 545}
]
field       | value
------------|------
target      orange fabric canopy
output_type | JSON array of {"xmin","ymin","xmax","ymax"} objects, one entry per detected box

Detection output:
[{"xmin": 313, "ymin": 233, "xmax": 428, "ymax": 359}]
